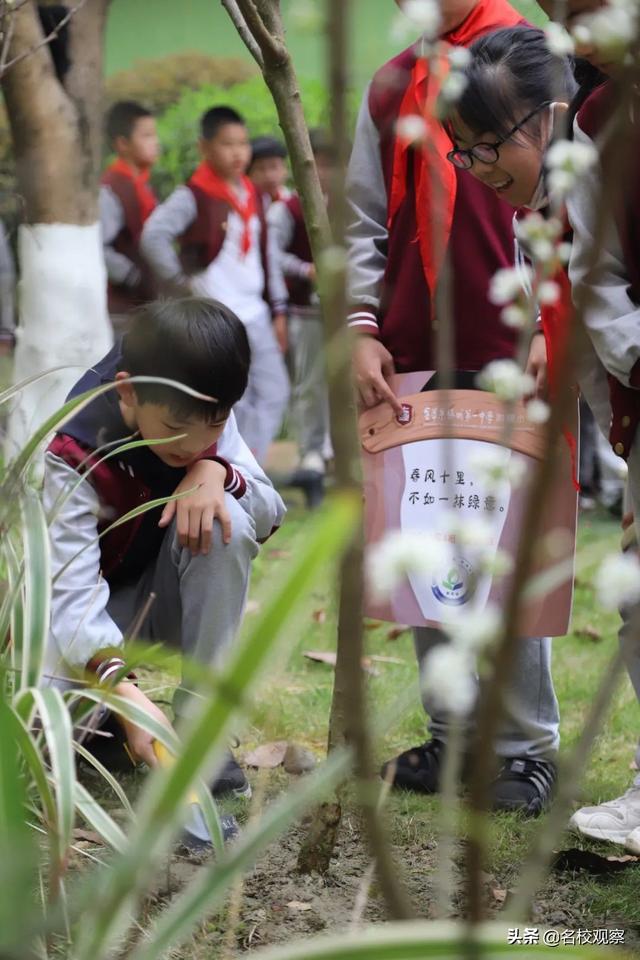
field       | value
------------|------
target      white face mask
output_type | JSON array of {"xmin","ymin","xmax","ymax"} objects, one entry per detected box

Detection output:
[{"xmin": 525, "ymin": 102, "xmax": 565, "ymax": 211}]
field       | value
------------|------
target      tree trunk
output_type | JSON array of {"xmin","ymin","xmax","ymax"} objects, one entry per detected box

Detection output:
[{"xmin": 2, "ymin": 0, "xmax": 112, "ymax": 457}]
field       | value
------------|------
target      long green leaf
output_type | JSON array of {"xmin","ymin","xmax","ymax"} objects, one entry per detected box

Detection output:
[
  {"xmin": 30, "ymin": 689, "xmax": 76, "ymax": 863},
  {"xmin": 71, "ymin": 492, "xmax": 359, "ymax": 960},
  {"xmin": 73, "ymin": 781, "xmax": 127, "ymax": 853},
  {"xmin": 129, "ymin": 748, "xmax": 351, "ymax": 960},
  {"xmin": 226, "ymin": 923, "xmax": 617, "ymax": 960},
  {"xmin": 0, "ymin": 700, "xmax": 40, "ymax": 956},
  {"xmin": 20, "ymin": 488, "xmax": 51, "ymax": 690},
  {"xmin": 0, "ymin": 364, "xmax": 84, "ymax": 408},
  {"xmin": 72, "ymin": 741, "xmax": 135, "ymax": 819},
  {"xmin": 8, "ymin": 706, "xmax": 57, "ymax": 830}
]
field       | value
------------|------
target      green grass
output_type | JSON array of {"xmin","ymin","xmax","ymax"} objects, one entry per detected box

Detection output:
[
  {"xmin": 106, "ymin": 0, "xmax": 546, "ymax": 94},
  {"xmin": 103, "ymin": 497, "xmax": 640, "ymax": 954}
]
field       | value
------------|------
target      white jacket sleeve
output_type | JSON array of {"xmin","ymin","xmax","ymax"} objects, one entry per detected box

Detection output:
[
  {"xmin": 567, "ymin": 119, "xmax": 640, "ymax": 388},
  {"xmin": 43, "ymin": 452, "xmax": 124, "ymax": 676},
  {"xmin": 216, "ymin": 412, "xmax": 286, "ymax": 541},
  {"xmin": 345, "ymin": 83, "xmax": 388, "ymax": 333}
]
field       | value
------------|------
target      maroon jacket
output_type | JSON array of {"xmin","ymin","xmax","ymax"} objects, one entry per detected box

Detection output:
[
  {"xmin": 179, "ymin": 182, "xmax": 273, "ymax": 310},
  {"xmin": 348, "ymin": 41, "xmax": 521, "ymax": 372},
  {"xmin": 283, "ymin": 194, "xmax": 314, "ymax": 308},
  {"xmin": 101, "ymin": 169, "xmax": 157, "ymax": 314}
]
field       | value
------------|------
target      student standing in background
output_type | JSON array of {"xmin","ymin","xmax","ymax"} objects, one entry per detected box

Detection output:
[
  {"xmin": 248, "ymin": 136, "xmax": 291, "ymax": 211},
  {"xmin": 101, "ymin": 101, "xmax": 160, "ymax": 333},
  {"xmin": 141, "ymin": 106, "xmax": 290, "ymax": 465}
]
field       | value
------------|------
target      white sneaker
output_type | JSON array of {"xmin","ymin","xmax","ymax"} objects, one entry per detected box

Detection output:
[
  {"xmin": 568, "ymin": 786, "xmax": 640, "ymax": 844},
  {"xmin": 625, "ymin": 824, "xmax": 640, "ymax": 854}
]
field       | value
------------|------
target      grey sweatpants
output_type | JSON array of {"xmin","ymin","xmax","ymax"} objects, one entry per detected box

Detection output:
[
  {"xmin": 106, "ymin": 494, "xmax": 259, "ymax": 723},
  {"xmin": 579, "ymin": 353, "xmax": 640, "ymax": 708},
  {"xmin": 414, "ymin": 628, "xmax": 560, "ymax": 760},
  {"xmin": 234, "ymin": 309, "xmax": 290, "ymax": 465},
  {"xmin": 288, "ymin": 310, "xmax": 330, "ymax": 466}
]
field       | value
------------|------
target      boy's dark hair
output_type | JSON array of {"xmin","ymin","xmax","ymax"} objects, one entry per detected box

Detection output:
[
  {"xmin": 201, "ymin": 105, "xmax": 246, "ymax": 141},
  {"xmin": 106, "ymin": 101, "xmax": 153, "ymax": 146},
  {"xmin": 249, "ymin": 136, "xmax": 287, "ymax": 168},
  {"xmin": 455, "ymin": 26, "xmax": 578, "ymax": 142},
  {"xmin": 122, "ymin": 298, "xmax": 251, "ymax": 422},
  {"xmin": 309, "ymin": 128, "xmax": 334, "ymax": 160}
]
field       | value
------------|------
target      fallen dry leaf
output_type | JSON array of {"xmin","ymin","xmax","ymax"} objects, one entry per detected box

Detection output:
[
  {"xmin": 268, "ymin": 549, "xmax": 291, "ymax": 560},
  {"xmin": 363, "ymin": 619, "xmax": 383, "ymax": 631},
  {"xmin": 576, "ymin": 624, "xmax": 602, "ymax": 643},
  {"xmin": 284, "ymin": 743, "xmax": 316, "ymax": 775},
  {"xmin": 72, "ymin": 828, "xmax": 104, "ymax": 845},
  {"xmin": 287, "ymin": 901, "xmax": 312, "ymax": 912},
  {"xmin": 303, "ymin": 651, "xmax": 379, "ymax": 675},
  {"xmin": 244, "ymin": 741, "xmax": 288, "ymax": 769},
  {"xmin": 312, "ymin": 609, "xmax": 326, "ymax": 624},
  {"xmin": 245, "ymin": 599, "xmax": 262, "ymax": 615},
  {"xmin": 490, "ymin": 887, "xmax": 507, "ymax": 904},
  {"xmin": 386, "ymin": 626, "xmax": 410, "ymax": 641}
]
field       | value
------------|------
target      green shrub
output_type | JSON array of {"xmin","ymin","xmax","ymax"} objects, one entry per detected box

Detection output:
[
  {"xmin": 153, "ymin": 74, "xmax": 331, "ymax": 197},
  {"xmin": 105, "ymin": 50, "xmax": 256, "ymax": 113}
]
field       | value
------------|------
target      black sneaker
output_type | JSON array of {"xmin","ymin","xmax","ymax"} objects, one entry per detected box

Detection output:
[
  {"xmin": 211, "ymin": 752, "xmax": 252, "ymax": 799},
  {"xmin": 289, "ymin": 468, "xmax": 325, "ymax": 509},
  {"xmin": 492, "ymin": 757, "xmax": 556, "ymax": 817},
  {"xmin": 381, "ymin": 739, "xmax": 448, "ymax": 793}
]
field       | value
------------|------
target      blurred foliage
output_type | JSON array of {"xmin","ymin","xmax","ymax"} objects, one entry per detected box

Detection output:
[
  {"xmin": 152, "ymin": 74, "xmax": 341, "ymax": 198},
  {"xmin": 104, "ymin": 50, "xmax": 256, "ymax": 113}
]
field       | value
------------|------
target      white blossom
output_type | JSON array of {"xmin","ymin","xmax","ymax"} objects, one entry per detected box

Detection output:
[
  {"xmin": 594, "ymin": 552, "xmax": 640, "ymax": 610},
  {"xmin": 366, "ymin": 530, "xmax": 451, "ymax": 599},
  {"xmin": 489, "ymin": 266, "xmax": 533, "ymax": 306},
  {"xmin": 501, "ymin": 304, "xmax": 528, "ymax": 329},
  {"xmin": 448, "ymin": 46, "xmax": 471, "ymax": 69},
  {"xmin": 526, "ymin": 398, "xmax": 551, "ymax": 424},
  {"xmin": 393, "ymin": 0, "xmax": 442, "ymax": 40},
  {"xmin": 440, "ymin": 71, "xmax": 468, "ymax": 103},
  {"xmin": 557, "ymin": 242, "xmax": 573, "ymax": 264},
  {"xmin": 396, "ymin": 114, "xmax": 428, "ymax": 144},
  {"xmin": 477, "ymin": 359, "xmax": 535, "ymax": 402},
  {"xmin": 421, "ymin": 644, "xmax": 476, "ymax": 714},
  {"xmin": 447, "ymin": 515, "xmax": 494, "ymax": 551},
  {"xmin": 538, "ymin": 280, "xmax": 561, "ymax": 305},
  {"xmin": 547, "ymin": 168, "xmax": 577, "ymax": 200},
  {"xmin": 545, "ymin": 22, "xmax": 575, "ymax": 56},
  {"xmin": 469, "ymin": 446, "xmax": 527, "ymax": 487},
  {"xmin": 445, "ymin": 605, "xmax": 502, "ymax": 653},
  {"xmin": 574, "ymin": 0, "xmax": 638, "ymax": 61},
  {"xmin": 546, "ymin": 139, "xmax": 598, "ymax": 175},
  {"xmin": 478, "ymin": 549, "xmax": 514, "ymax": 578},
  {"xmin": 530, "ymin": 238, "xmax": 556, "ymax": 264}
]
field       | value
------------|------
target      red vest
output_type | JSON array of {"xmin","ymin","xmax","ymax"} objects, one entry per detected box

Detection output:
[
  {"xmin": 365, "ymin": 43, "xmax": 520, "ymax": 373},
  {"xmin": 101, "ymin": 169, "xmax": 157, "ymax": 313},
  {"xmin": 179, "ymin": 181, "xmax": 272, "ymax": 309},
  {"xmin": 284, "ymin": 194, "xmax": 314, "ymax": 308}
]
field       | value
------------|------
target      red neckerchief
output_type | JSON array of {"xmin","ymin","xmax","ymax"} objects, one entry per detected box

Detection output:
[
  {"xmin": 540, "ymin": 267, "xmax": 580, "ymax": 490},
  {"xmin": 189, "ymin": 163, "xmax": 258, "ymax": 255},
  {"xmin": 107, "ymin": 158, "xmax": 157, "ymax": 222},
  {"xmin": 389, "ymin": 0, "xmax": 523, "ymax": 298}
]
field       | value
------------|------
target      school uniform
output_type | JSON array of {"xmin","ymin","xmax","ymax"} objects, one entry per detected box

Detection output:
[
  {"xmin": 140, "ymin": 165, "xmax": 290, "ymax": 464},
  {"xmin": 100, "ymin": 159, "xmax": 158, "ymax": 328},
  {"xmin": 268, "ymin": 193, "xmax": 329, "ymax": 472},
  {"xmin": 42, "ymin": 341, "xmax": 285, "ymax": 721},
  {"xmin": 567, "ymin": 80, "xmax": 640, "ymax": 705},
  {"xmin": 347, "ymin": 0, "xmax": 560, "ymax": 769}
]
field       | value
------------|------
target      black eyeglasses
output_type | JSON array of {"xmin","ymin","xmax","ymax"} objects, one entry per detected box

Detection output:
[{"xmin": 446, "ymin": 101, "xmax": 553, "ymax": 170}]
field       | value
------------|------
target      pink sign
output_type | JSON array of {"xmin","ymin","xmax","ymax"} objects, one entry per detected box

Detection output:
[{"xmin": 361, "ymin": 372, "xmax": 578, "ymax": 637}]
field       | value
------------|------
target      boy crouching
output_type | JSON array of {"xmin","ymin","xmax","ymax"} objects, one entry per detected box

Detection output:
[{"xmin": 43, "ymin": 297, "xmax": 285, "ymax": 797}]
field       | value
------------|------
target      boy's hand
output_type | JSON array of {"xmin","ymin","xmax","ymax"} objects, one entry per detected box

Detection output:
[
  {"xmin": 113, "ymin": 681, "xmax": 174, "ymax": 768},
  {"xmin": 525, "ymin": 330, "xmax": 548, "ymax": 399},
  {"xmin": 352, "ymin": 333, "xmax": 403, "ymax": 416},
  {"xmin": 273, "ymin": 313, "xmax": 288, "ymax": 353},
  {"xmin": 158, "ymin": 459, "xmax": 231, "ymax": 554}
]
